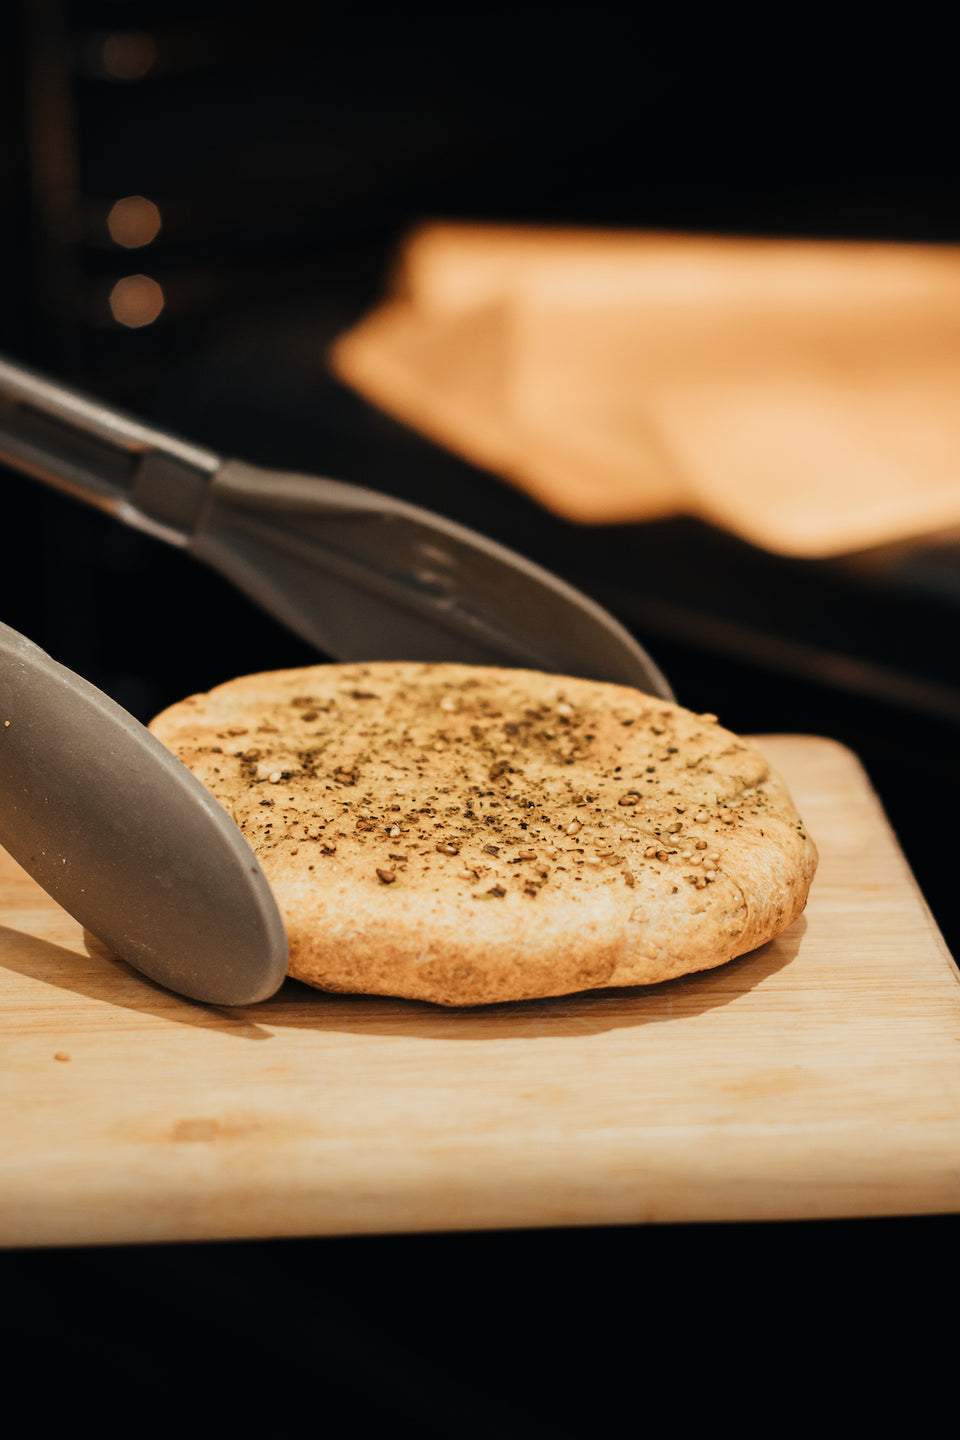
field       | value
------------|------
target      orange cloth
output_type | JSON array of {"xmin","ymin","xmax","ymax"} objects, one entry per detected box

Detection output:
[{"xmin": 331, "ymin": 224, "xmax": 960, "ymax": 557}]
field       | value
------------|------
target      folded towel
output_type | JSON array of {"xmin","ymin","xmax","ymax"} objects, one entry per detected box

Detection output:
[{"xmin": 331, "ymin": 223, "xmax": 960, "ymax": 557}]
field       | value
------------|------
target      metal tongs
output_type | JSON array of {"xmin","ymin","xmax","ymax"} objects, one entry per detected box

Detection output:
[{"xmin": 0, "ymin": 354, "xmax": 671, "ymax": 1005}]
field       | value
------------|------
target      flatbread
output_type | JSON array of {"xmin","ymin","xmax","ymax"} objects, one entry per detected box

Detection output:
[{"xmin": 149, "ymin": 663, "xmax": 817, "ymax": 1005}]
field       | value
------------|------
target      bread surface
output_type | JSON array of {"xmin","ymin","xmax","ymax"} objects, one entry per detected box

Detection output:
[{"xmin": 149, "ymin": 663, "xmax": 817, "ymax": 1005}]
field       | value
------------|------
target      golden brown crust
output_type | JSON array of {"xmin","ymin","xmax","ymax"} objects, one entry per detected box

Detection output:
[{"xmin": 149, "ymin": 663, "xmax": 818, "ymax": 1005}]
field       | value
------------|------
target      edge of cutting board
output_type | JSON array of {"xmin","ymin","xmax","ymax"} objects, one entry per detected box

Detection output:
[{"xmin": 2, "ymin": 734, "xmax": 960, "ymax": 1244}]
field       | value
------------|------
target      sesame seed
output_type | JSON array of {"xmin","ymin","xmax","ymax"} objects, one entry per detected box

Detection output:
[
  {"xmin": 376, "ymin": 868, "xmax": 396, "ymax": 884},
  {"xmin": 566, "ymin": 820, "xmax": 582, "ymax": 836},
  {"xmin": 666, "ymin": 821, "xmax": 682, "ymax": 833},
  {"xmin": 618, "ymin": 793, "xmax": 640, "ymax": 806},
  {"xmin": 389, "ymin": 825, "xmax": 401, "ymax": 838},
  {"xmin": 584, "ymin": 856, "xmax": 602, "ymax": 867},
  {"xmin": 517, "ymin": 849, "xmax": 537, "ymax": 860},
  {"xmin": 695, "ymin": 840, "xmax": 708, "ymax": 849}
]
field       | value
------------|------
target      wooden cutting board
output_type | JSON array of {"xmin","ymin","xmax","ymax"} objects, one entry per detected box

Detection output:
[{"xmin": 2, "ymin": 734, "xmax": 959, "ymax": 1248}]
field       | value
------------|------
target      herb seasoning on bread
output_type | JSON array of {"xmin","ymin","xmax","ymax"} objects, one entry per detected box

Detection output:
[{"xmin": 149, "ymin": 663, "xmax": 817, "ymax": 1005}]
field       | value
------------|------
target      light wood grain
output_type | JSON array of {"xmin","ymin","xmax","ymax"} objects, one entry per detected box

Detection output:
[{"xmin": 2, "ymin": 735, "xmax": 959, "ymax": 1247}]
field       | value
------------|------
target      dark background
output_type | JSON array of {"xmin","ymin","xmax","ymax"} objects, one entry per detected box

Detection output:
[{"xmin": 1, "ymin": 4, "xmax": 957, "ymax": 1432}]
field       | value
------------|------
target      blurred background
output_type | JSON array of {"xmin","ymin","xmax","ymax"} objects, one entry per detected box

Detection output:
[
  {"xmin": 4, "ymin": 4, "xmax": 960, "ymax": 932},
  {"xmin": 1, "ymin": 4, "xmax": 957, "ymax": 1431}
]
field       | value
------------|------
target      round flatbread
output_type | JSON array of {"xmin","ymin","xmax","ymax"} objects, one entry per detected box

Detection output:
[{"xmin": 149, "ymin": 663, "xmax": 817, "ymax": 1005}]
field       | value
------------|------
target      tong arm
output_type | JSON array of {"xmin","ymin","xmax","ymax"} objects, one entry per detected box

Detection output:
[{"xmin": 0, "ymin": 353, "xmax": 220, "ymax": 545}]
